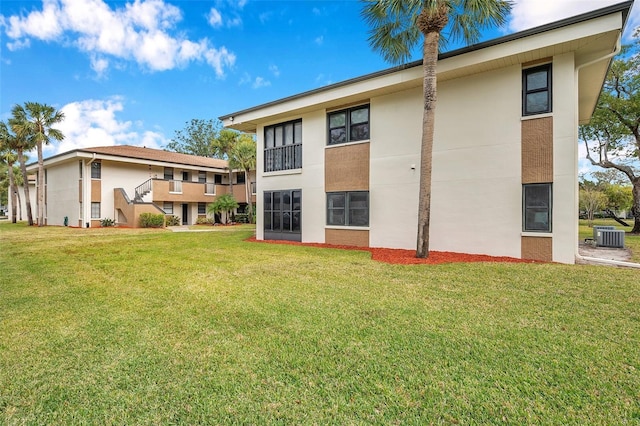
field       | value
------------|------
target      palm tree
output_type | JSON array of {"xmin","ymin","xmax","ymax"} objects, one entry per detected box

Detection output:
[
  {"xmin": 207, "ymin": 193, "xmax": 239, "ymax": 224},
  {"xmin": 362, "ymin": 0, "xmax": 512, "ymax": 258},
  {"xmin": 213, "ymin": 128, "xmax": 239, "ymax": 196},
  {"xmin": 0, "ymin": 122, "xmax": 18, "ymax": 223},
  {"xmin": 10, "ymin": 102, "xmax": 65, "ymax": 226},
  {"xmin": 7, "ymin": 110, "xmax": 35, "ymax": 226},
  {"xmin": 228, "ymin": 134, "xmax": 257, "ymax": 223}
]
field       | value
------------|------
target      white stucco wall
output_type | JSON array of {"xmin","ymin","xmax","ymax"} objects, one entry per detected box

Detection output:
[
  {"xmin": 46, "ymin": 160, "xmax": 81, "ymax": 226},
  {"xmin": 257, "ymin": 55, "xmax": 580, "ymax": 262}
]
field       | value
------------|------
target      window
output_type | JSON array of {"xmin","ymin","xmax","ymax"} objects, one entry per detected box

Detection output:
[
  {"xmin": 328, "ymin": 105, "xmax": 370, "ymax": 145},
  {"xmin": 198, "ymin": 171, "xmax": 206, "ymax": 183},
  {"xmin": 236, "ymin": 172, "xmax": 245, "ymax": 184},
  {"xmin": 264, "ymin": 190, "xmax": 301, "ymax": 236},
  {"xmin": 79, "ymin": 161, "xmax": 83, "ymax": 178},
  {"xmin": 91, "ymin": 162, "xmax": 101, "ymax": 179},
  {"xmin": 198, "ymin": 203, "xmax": 206, "ymax": 215},
  {"xmin": 523, "ymin": 184, "xmax": 552, "ymax": 232},
  {"xmin": 163, "ymin": 202, "xmax": 173, "ymax": 214},
  {"xmin": 164, "ymin": 167, "xmax": 173, "ymax": 180},
  {"xmin": 264, "ymin": 119, "xmax": 302, "ymax": 172},
  {"xmin": 523, "ymin": 64, "xmax": 551, "ymax": 116},
  {"xmin": 91, "ymin": 202, "xmax": 101, "ymax": 219},
  {"xmin": 214, "ymin": 174, "xmax": 223, "ymax": 184},
  {"xmin": 327, "ymin": 191, "xmax": 369, "ymax": 226}
]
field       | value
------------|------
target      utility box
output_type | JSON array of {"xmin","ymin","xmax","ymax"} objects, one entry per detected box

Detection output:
[{"xmin": 595, "ymin": 229, "xmax": 625, "ymax": 248}]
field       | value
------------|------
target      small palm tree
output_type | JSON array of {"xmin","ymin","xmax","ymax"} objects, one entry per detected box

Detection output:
[
  {"xmin": 10, "ymin": 102, "xmax": 65, "ymax": 226},
  {"xmin": 362, "ymin": 0, "xmax": 512, "ymax": 258},
  {"xmin": 207, "ymin": 193, "xmax": 239, "ymax": 224},
  {"xmin": 228, "ymin": 134, "xmax": 257, "ymax": 223}
]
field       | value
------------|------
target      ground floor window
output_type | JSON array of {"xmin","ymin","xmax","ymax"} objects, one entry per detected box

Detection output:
[
  {"xmin": 327, "ymin": 191, "xmax": 369, "ymax": 226},
  {"xmin": 91, "ymin": 202, "xmax": 101, "ymax": 219},
  {"xmin": 264, "ymin": 189, "xmax": 301, "ymax": 241},
  {"xmin": 164, "ymin": 202, "xmax": 174, "ymax": 214},
  {"xmin": 523, "ymin": 183, "xmax": 552, "ymax": 232},
  {"xmin": 198, "ymin": 202, "xmax": 206, "ymax": 215}
]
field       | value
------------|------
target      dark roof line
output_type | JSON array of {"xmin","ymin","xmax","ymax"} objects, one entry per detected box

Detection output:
[{"xmin": 219, "ymin": 1, "xmax": 633, "ymax": 122}]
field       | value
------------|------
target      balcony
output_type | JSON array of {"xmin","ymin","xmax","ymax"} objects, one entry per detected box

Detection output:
[
  {"xmin": 264, "ymin": 144, "xmax": 302, "ymax": 172},
  {"xmin": 135, "ymin": 179, "xmax": 255, "ymax": 203}
]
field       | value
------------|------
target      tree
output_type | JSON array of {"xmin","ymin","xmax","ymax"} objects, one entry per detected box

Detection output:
[
  {"xmin": 580, "ymin": 31, "xmax": 640, "ymax": 233},
  {"xmin": 10, "ymin": 102, "xmax": 65, "ymax": 226},
  {"xmin": 166, "ymin": 119, "xmax": 221, "ymax": 157},
  {"xmin": 207, "ymin": 193, "xmax": 238, "ymax": 224},
  {"xmin": 0, "ymin": 122, "xmax": 18, "ymax": 222},
  {"xmin": 361, "ymin": 0, "xmax": 512, "ymax": 258},
  {"xmin": 228, "ymin": 134, "xmax": 257, "ymax": 223},
  {"xmin": 213, "ymin": 128, "xmax": 240, "ymax": 195},
  {"xmin": 579, "ymin": 187, "xmax": 607, "ymax": 226},
  {"xmin": 7, "ymin": 110, "xmax": 35, "ymax": 226}
]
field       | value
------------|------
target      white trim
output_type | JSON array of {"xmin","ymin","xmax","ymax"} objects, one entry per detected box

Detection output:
[
  {"xmin": 263, "ymin": 168, "xmax": 303, "ymax": 177},
  {"xmin": 521, "ymin": 232, "xmax": 553, "ymax": 238}
]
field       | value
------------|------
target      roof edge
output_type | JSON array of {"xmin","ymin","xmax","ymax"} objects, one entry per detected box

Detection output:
[{"xmin": 219, "ymin": 1, "xmax": 633, "ymax": 123}]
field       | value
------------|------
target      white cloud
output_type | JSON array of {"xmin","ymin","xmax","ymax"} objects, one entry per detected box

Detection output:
[
  {"xmin": 314, "ymin": 35, "xmax": 324, "ymax": 46},
  {"xmin": 208, "ymin": 8, "xmax": 222, "ymax": 28},
  {"xmin": 509, "ymin": 0, "xmax": 639, "ymax": 39},
  {"xmin": 252, "ymin": 76, "xmax": 270, "ymax": 89},
  {"xmin": 45, "ymin": 98, "xmax": 166, "ymax": 156},
  {"xmin": 90, "ymin": 55, "xmax": 109, "ymax": 77},
  {"xmin": 269, "ymin": 64, "xmax": 280, "ymax": 77},
  {"xmin": 2, "ymin": 0, "xmax": 236, "ymax": 76}
]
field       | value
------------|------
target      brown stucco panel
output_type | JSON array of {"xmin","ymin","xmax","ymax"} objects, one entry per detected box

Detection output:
[
  {"xmin": 521, "ymin": 236, "xmax": 553, "ymax": 262},
  {"xmin": 91, "ymin": 179, "xmax": 101, "ymax": 202},
  {"xmin": 325, "ymin": 143, "xmax": 370, "ymax": 192},
  {"xmin": 325, "ymin": 229, "xmax": 370, "ymax": 247},
  {"xmin": 522, "ymin": 117, "xmax": 553, "ymax": 184}
]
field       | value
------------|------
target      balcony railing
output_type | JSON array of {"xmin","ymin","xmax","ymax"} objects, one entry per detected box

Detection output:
[
  {"xmin": 264, "ymin": 143, "xmax": 302, "ymax": 172},
  {"xmin": 169, "ymin": 180, "xmax": 182, "ymax": 193}
]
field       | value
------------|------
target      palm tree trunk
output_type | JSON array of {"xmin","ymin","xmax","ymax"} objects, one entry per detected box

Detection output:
[
  {"xmin": 631, "ymin": 178, "xmax": 640, "ymax": 234},
  {"xmin": 17, "ymin": 149, "xmax": 34, "ymax": 226},
  {"xmin": 16, "ymin": 188, "xmax": 22, "ymax": 221},
  {"xmin": 416, "ymin": 30, "xmax": 441, "ymax": 258},
  {"xmin": 8, "ymin": 165, "xmax": 17, "ymax": 223},
  {"xmin": 37, "ymin": 141, "xmax": 45, "ymax": 226},
  {"xmin": 244, "ymin": 168, "xmax": 252, "ymax": 222}
]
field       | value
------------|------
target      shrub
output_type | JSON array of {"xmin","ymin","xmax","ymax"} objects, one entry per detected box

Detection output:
[
  {"xmin": 195, "ymin": 217, "xmax": 214, "ymax": 225},
  {"xmin": 139, "ymin": 213, "xmax": 165, "ymax": 228},
  {"xmin": 165, "ymin": 215, "xmax": 181, "ymax": 226},
  {"xmin": 100, "ymin": 218, "xmax": 115, "ymax": 227}
]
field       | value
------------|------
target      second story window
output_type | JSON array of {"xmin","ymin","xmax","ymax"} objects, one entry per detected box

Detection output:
[
  {"xmin": 164, "ymin": 167, "xmax": 173, "ymax": 180},
  {"xmin": 328, "ymin": 105, "xmax": 370, "ymax": 145},
  {"xmin": 523, "ymin": 64, "xmax": 552, "ymax": 116},
  {"xmin": 264, "ymin": 119, "xmax": 302, "ymax": 172},
  {"xmin": 91, "ymin": 161, "xmax": 101, "ymax": 179}
]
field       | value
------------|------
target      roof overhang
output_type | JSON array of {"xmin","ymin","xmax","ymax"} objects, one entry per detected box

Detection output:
[{"xmin": 220, "ymin": 1, "xmax": 632, "ymax": 132}]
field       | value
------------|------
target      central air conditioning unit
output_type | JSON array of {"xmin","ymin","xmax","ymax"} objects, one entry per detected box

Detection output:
[{"xmin": 595, "ymin": 229, "xmax": 625, "ymax": 248}]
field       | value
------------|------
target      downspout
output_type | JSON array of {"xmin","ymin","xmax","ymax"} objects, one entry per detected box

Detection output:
[
  {"xmin": 574, "ymin": 33, "xmax": 622, "ymax": 264},
  {"xmin": 84, "ymin": 153, "xmax": 97, "ymax": 228}
]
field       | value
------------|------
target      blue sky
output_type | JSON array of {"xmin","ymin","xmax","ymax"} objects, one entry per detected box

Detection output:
[{"xmin": 1, "ymin": 0, "xmax": 638, "ymax": 168}]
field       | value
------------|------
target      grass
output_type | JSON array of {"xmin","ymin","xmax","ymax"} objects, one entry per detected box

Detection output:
[
  {"xmin": 1, "ymin": 222, "xmax": 639, "ymax": 424},
  {"xmin": 579, "ymin": 218, "xmax": 640, "ymax": 263}
]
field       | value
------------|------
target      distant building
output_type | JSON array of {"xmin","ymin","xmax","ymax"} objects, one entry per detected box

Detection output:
[
  {"xmin": 10, "ymin": 145, "xmax": 255, "ymax": 227},
  {"xmin": 220, "ymin": 2, "xmax": 633, "ymax": 264}
]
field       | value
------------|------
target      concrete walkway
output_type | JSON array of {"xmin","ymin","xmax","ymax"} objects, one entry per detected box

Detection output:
[{"xmin": 577, "ymin": 242, "xmax": 640, "ymax": 268}]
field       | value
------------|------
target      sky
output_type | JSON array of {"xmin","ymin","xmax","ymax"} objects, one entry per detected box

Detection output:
[{"xmin": 1, "ymin": 0, "xmax": 638, "ymax": 176}]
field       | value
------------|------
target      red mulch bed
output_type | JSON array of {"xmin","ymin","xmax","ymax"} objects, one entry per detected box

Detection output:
[{"xmin": 245, "ymin": 237, "xmax": 541, "ymax": 265}]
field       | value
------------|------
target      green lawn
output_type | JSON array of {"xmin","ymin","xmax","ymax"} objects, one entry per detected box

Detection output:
[
  {"xmin": 1, "ymin": 222, "xmax": 639, "ymax": 424},
  {"xmin": 579, "ymin": 218, "xmax": 640, "ymax": 263}
]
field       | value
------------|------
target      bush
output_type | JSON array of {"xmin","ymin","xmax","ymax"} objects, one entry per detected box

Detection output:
[
  {"xmin": 165, "ymin": 215, "xmax": 181, "ymax": 226},
  {"xmin": 139, "ymin": 213, "xmax": 165, "ymax": 228},
  {"xmin": 195, "ymin": 217, "xmax": 214, "ymax": 225},
  {"xmin": 100, "ymin": 218, "xmax": 115, "ymax": 227}
]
